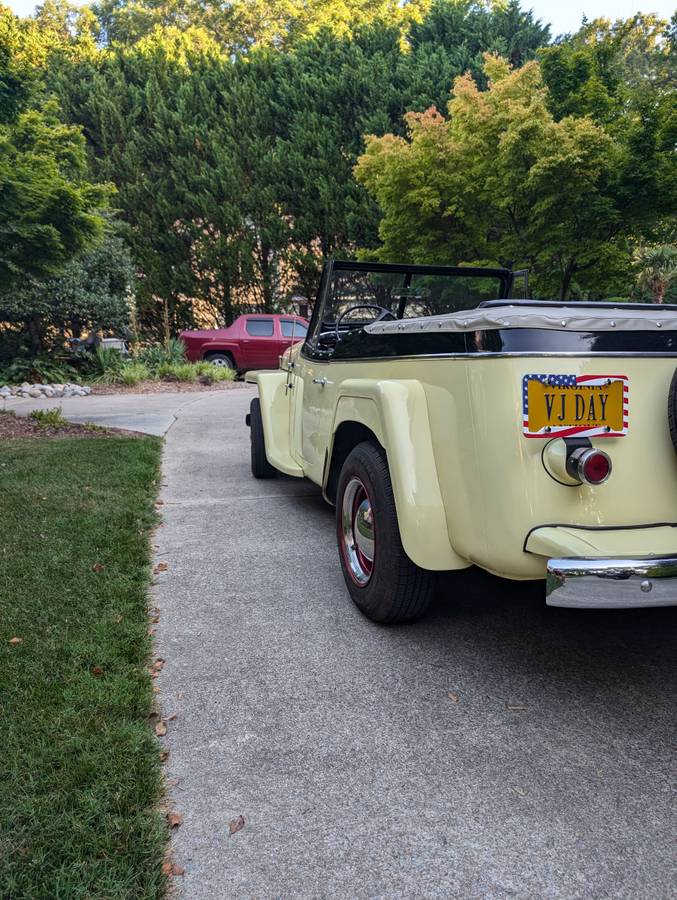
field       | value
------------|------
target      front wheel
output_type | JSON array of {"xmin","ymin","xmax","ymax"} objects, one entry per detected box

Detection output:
[
  {"xmin": 336, "ymin": 441, "xmax": 436, "ymax": 623},
  {"xmin": 249, "ymin": 398, "xmax": 277, "ymax": 479}
]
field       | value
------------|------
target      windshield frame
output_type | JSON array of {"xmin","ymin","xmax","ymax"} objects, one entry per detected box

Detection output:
[{"xmin": 303, "ymin": 259, "xmax": 513, "ymax": 359}]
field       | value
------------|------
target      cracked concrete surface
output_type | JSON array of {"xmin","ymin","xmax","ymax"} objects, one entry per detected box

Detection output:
[{"xmin": 153, "ymin": 387, "xmax": 676, "ymax": 899}]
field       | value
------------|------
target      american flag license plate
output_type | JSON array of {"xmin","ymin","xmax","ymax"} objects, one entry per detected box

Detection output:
[{"xmin": 522, "ymin": 374, "xmax": 629, "ymax": 438}]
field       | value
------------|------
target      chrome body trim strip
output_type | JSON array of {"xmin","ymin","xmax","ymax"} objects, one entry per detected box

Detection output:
[
  {"xmin": 546, "ymin": 556, "xmax": 677, "ymax": 609},
  {"xmin": 301, "ymin": 350, "xmax": 677, "ymax": 364}
]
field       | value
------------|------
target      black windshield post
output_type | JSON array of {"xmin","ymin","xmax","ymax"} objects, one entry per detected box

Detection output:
[{"xmin": 397, "ymin": 273, "xmax": 412, "ymax": 319}]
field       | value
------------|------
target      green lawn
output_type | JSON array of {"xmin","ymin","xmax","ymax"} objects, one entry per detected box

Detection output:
[{"xmin": 0, "ymin": 435, "xmax": 167, "ymax": 899}]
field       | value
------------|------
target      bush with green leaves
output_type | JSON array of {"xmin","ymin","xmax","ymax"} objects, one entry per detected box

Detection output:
[
  {"xmin": 0, "ymin": 356, "xmax": 79, "ymax": 385},
  {"xmin": 156, "ymin": 362, "xmax": 198, "ymax": 382},
  {"xmin": 119, "ymin": 362, "xmax": 154, "ymax": 385},
  {"xmin": 193, "ymin": 361, "xmax": 235, "ymax": 382},
  {"xmin": 136, "ymin": 339, "xmax": 186, "ymax": 372},
  {"xmin": 90, "ymin": 347, "xmax": 126, "ymax": 383},
  {"xmin": 30, "ymin": 407, "xmax": 67, "ymax": 427}
]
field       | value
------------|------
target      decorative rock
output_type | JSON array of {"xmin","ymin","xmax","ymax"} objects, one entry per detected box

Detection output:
[{"xmin": 0, "ymin": 381, "xmax": 93, "ymax": 399}]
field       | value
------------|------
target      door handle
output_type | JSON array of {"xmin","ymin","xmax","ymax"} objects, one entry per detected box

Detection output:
[{"xmin": 312, "ymin": 377, "xmax": 328, "ymax": 386}]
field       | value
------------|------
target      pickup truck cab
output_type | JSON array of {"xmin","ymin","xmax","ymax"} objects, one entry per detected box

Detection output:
[
  {"xmin": 246, "ymin": 260, "xmax": 677, "ymax": 623},
  {"xmin": 180, "ymin": 314, "xmax": 308, "ymax": 373}
]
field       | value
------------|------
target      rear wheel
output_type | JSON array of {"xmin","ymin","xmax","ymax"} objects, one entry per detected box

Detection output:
[
  {"xmin": 249, "ymin": 398, "xmax": 277, "ymax": 479},
  {"xmin": 336, "ymin": 441, "xmax": 436, "ymax": 623},
  {"xmin": 206, "ymin": 352, "xmax": 234, "ymax": 369},
  {"xmin": 669, "ymin": 368, "xmax": 677, "ymax": 457}
]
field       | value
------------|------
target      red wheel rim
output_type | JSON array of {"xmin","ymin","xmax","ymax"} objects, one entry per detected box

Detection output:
[{"xmin": 338, "ymin": 477, "xmax": 375, "ymax": 586}]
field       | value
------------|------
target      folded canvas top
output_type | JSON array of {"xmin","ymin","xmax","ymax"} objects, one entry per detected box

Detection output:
[{"xmin": 365, "ymin": 302, "xmax": 677, "ymax": 335}]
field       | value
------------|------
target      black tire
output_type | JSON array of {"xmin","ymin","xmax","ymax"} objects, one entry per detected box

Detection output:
[
  {"xmin": 669, "ymin": 368, "xmax": 677, "ymax": 457},
  {"xmin": 206, "ymin": 352, "xmax": 234, "ymax": 369},
  {"xmin": 249, "ymin": 398, "xmax": 277, "ymax": 479},
  {"xmin": 336, "ymin": 441, "xmax": 436, "ymax": 623}
]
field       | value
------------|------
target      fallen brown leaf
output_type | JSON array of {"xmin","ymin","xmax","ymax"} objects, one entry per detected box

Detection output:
[
  {"xmin": 161, "ymin": 860, "xmax": 184, "ymax": 877},
  {"xmin": 160, "ymin": 750, "xmax": 170, "ymax": 762},
  {"xmin": 153, "ymin": 562, "xmax": 168, "ymax": 574},
  {"xmin": 176, "ymin": 691, "xmax": 184, "ymax": 700},
  {"xmin": 91, "ymin": 665, "xmax": 104, "ymax": 677},
  {"xmin": 155, "ymin": 499, "xmax": 164, "ymax": 506},
  {"xmin": 8, "ymin": 637, "xmax": 22, "ymax": 645},
  {"xmin": 447, "ymin": 691, "xmax": 460, "ymax": 704},
  {"xmin": 163, "ymin": 713, "xmax": 177, "ymax": 722},
  {"xmin": 167, "ymin": 811, "xmax": 183, "ymax": 828},
  {"xmin": 92, "ymin": 562, "xmax": 104, "ymax": 573},
  {"xmin": 155, "ymin": 721, "xmax": 167, "ymax": 737},
  {"xmin": 505, "ymin": 703, "xmax": 528, "ymax": 711},
  {"xmin": 152, "ymin": 658, "xmax": 165, "ymax": 671},
  {"xmin": 148, "ymin": 627, "xmax": 156, "ymax": 636},
  {"xmin": 228, "ymin": 815, "xmax": 245, "ymax": 836},
  {"xmin": 151, "ymin": 615, "xmax": 160, "ymax": 623}
]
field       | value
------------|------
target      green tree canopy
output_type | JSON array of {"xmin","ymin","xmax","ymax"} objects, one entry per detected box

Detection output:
[
  {"xmin": 0, "ymin": 223, "xmax": 134, "ymax": 356},
  {"xmin": 355, "ymin": 55, "xmax": 637, "ymax": 299}
]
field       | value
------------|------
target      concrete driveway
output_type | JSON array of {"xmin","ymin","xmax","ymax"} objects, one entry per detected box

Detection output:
[
  {"xmin": 153, "ymin": 388, "xmax": 675, "ymax": 899},
  {"xmin": 2, "ymin": 389, "xmax": 237, "ymax": 435}
]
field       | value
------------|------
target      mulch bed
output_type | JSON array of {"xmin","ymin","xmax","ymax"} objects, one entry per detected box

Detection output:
[
  {"xmin": 0, "ymin": 412, "xmax": 137, "ymax": 440},
  {"xmin": 91, "ymin": 380, "xmax": 249, "ymax": 395}
]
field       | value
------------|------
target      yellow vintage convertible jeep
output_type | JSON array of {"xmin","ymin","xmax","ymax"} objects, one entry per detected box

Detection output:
[{"xmin": 246, "ymin": 261, "xmax": 677, "ymax": 623}]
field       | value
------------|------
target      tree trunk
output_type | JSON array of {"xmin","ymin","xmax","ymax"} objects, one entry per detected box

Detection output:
[
  {"xmin": 162, "ymin": 297, "xmax": 171, "ymax": 347},
  {"xmin": 27, "ymin": 314, "xmax": 44, "ymax": 357},
  {"xmin": 559, "ymin": 272, "xmax": 572, "ymax": 301},
  {"xmin": 653, "ymin": 281, "xmax": 666, "ymax": 304}
]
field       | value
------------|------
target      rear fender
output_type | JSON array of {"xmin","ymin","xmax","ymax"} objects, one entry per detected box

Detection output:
[
  {"xmin": 250, "ymin": 371, "xmax": 303, "ymax": 477},
  {"xmin": 203, "ymin": 342, "xmax": 240, "ymax": 366},
  {"xmin": 327, "ymin": 379, "xmax": 468, "ymax": 571}
]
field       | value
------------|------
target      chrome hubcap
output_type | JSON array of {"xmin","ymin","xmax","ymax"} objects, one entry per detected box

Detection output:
[{"xmin": 340, "ymin": 477, "xmax": 375, "ymax": 585}]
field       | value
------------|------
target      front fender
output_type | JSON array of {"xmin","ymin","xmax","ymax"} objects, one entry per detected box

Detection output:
[
  {"xmin": 329, "ymin": 379, "xmax": 468, "ymax": 572},
  {"xmin": 249, "ymin": 371, "xmax": 303, "ymax": 477}
]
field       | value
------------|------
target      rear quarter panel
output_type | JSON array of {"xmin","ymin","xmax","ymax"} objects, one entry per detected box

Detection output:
[{"xmin": 314, "ymin": 354, "xmax": 677, "ymax": 578}]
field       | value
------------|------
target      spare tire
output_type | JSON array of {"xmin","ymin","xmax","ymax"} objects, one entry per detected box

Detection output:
[{"xmin": 669, "ymin": 368, "xmax": 677, "ymax": 456}]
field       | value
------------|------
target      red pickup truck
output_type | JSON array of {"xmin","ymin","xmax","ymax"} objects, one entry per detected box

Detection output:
[{"xmin": 180, "ymin": 314, "xmax": 308, "ymax": 372}]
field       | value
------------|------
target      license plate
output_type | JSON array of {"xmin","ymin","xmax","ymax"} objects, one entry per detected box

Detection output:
[{"xmin": 522, "ymin": 374, "xmax": 628, "ymax": 438}]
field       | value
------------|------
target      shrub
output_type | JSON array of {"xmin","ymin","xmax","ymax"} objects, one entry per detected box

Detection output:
[
  {"xmin": 30, "ymin": 407, "xmax": 67, "ymax": 427},
  {"xmin": 120, "ymin": 363, "xmax": 153, "ymax": 385},
  {"xmin": 137, "ymin": 339, "xmax": 186, "ymax": 371},
  {"xmin": 91, "ymin": 347, "xmax": 125, "ymax": 383},
  {"xmin": 157, "ymin": 363, "xmax": 196, "ymax": 382},
  {"xmin": 0, "ymin": 356, "xmax": 79, "ymax": 385},
  {"xmin": 193, "ymin": 361, "xmax": 235, "ymax": 382}
]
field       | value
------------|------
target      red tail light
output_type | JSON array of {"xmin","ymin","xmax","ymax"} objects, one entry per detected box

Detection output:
[{"xmin": 567, "ymin": 447, "xmax": 612, "ymax": 485}]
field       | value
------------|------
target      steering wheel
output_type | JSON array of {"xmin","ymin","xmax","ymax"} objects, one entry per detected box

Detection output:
[{"xmin": 335, "ymin": 305, "xmax": 396, "ymax": 342}]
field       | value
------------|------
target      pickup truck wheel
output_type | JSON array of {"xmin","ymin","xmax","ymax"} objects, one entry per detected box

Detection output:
[
  {"xmin": 249, "ymin": 398, "xmax": 277, "ymax": 479},
  {"xmin": 336, "ymin": 442, "xmax": 436, "ymax": 623},
  {"xmin": 206, "ymin": 353, "xmax": 234, "ymax": 369},
  {"xmin": 669, "ymin": 368, "xmax": 677, "ymax": 456}
]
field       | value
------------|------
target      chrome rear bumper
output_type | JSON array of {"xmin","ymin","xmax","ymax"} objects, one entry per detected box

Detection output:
[{"xmin": 546, "ymin": 557, "xmax": 677, "ymax": 609}]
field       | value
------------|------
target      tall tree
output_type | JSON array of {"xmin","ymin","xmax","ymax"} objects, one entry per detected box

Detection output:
[
  {"xmin": 0, "ymin": 7, "xmax": 107, "ymax": 297},
  {"xmin": 636, "ymin": 245, "xmax": 677, "ymax": 304},
  {"xmin": 355, "ymin": 55, "xmax": 633, "ymax": 299}
]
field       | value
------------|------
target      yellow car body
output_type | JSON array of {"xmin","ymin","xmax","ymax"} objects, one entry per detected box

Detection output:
[{"xmin": 248, "ymin": 261, "xmax": 677, "ymax": 613}]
